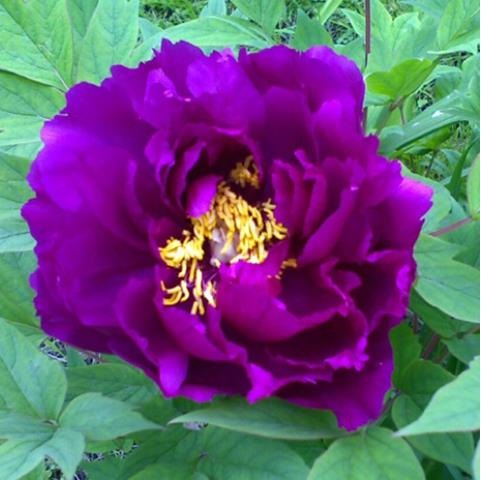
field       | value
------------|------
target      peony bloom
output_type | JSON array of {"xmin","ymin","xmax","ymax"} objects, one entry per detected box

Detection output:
[{"xmin": 23, "ymin": 41, "xmax": 431, "ymax": 430}]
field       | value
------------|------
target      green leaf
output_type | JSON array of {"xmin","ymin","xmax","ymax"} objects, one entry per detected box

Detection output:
[
  {"xmin": 367, "ymin": 59, "xmax": 435, "ymax": 101},
  {"xmin": 126, "ymin": 427, "xmax": 309, "ymax": 480},
  {"xmin": 230, "ymin": 0, "xmax": 285, "ymax": 34},
  {"xmin": 308, "ymin": 427, "xmax": 425, "ymax": 480},
  {"xmin": 163, "ymin": 16, "xmax": 269, "ymax": 49},
  {"xmin": 467, "ymin": 155, "xmax": 480, "ymax": 219},
  {"xmin": 390, "ymin": 323, "xmax": 421, "ymax": 389},
  {"xmin": 170, "ymin": 396, "xmax": 341, "ymax": 440},
  {"xmin": 131, "ymin": 15, "xmax": 269, "ymax": 63},
  {"xmin": 392, "ymin": 395, "xmax": 474, "ymax": 473},
  {"xmin": 0, "ymin": 318, "xmax": 66, "ymax": 419},
  {"xmin": 398, "ymin": 357, "xmax": 480, "ymax": 435},
  {"xmin": 444, "ymin": 335, "xmax": 480, "ymax": 364},
  {"xmin": 200, "ymin": 0, "xmax": 227, "ymax": 17},
  {"xmin": 410, "ymin": 290, "xmax": 471, "ymax": 338},
  {"xmin": 435, "ymin": 0, "xmax": 479, "ymax": 54},
  {"xmin": 414, "ymin": 234, "xmax": 480, "ymax": 323},
  {"xmin": 0, "ymin": 153, "xmax": 34, "ymax": 253},
  {"xmin": 399, "ymin": 360, "xmax": 454, "ymax": 409},
  {"xmin": 402, "ymin": 166, "xmax": 452, "ymax": 232},
  {"xmin": 0, "ymin": 251, "xmax": 37, "ymax": 330},
  {"xmin": 318, "ymin": 0, "xmax": 343, "ymax": 25},
  {"xmin": 0, "ymin": 72, "xmax": 63, "ymax": 159},
  {"xmin": 472, "ymin": 441, "xmax": 480, "ymax": 480},
  {"xmin": 59, "ymin": 392, "xmax": 161, "ymax": 441},
  {"xmin": 378, "ymin": 91, "xmax": 474, "ymax": 155},
  {"xmin": 291, "ymin": 10, "xmax": 333, "ymax": 50},
  {"xmin": 76, "ymin": 0, "xmax": 139, "ymax": 84},
  {"xmin": 66, "ymin": 363, "xmax": 159, "ymax": 407},
  {"xmin": 66, "ymin": 0, "xmax": 98, "ymax": 49},
  {"xmin": 0, "ymin": 424, "xmax": 84, "ymax": 480},
  {"xmin": 0, "ymin": 0, "xmax": 73, "ymax": 89}
]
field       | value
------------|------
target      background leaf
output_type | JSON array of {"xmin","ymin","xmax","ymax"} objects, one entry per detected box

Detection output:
[
  {"xmin": 308, "ymin": 427, "xmax": 425, "ymax": 480},
  {"xmin": 398, "ymin": 357, "xmax": 480, "ymax": 435},
  {"xmin": 170, "ymin": 396, "xmax": 341, "ymax": 440}
]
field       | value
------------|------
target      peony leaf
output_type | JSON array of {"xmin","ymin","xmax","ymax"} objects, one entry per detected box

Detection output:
[
  {"xmin": 398, "ymin": 357, "xmax": 480, "ymax": 435},
  {"xmin": 434, "ymin": 0, "xmax": 479, "ymax": 54},
  {"xmin": 308, "ymin": 427, "xmax": 425, "ymax": 480},
  {"xmin": 66, "ymin": 363, "xmax": 159, "ymax": 407},
  {"xmin": 59, "ymin": 392, "xmax": 161, "ymax": 441},
  {"xmin": 0, "ymin": 0, "xmax": 73, "ymax": 89},
  {"xmin": 0, "ymin": 318, "xmax": 66, "ymax": 419},
  {"xmin": 410, "ymin": 290, "xmax": 471, "ymax": 338},
  {"xmin": 444, "ymin": 334, "xmax": 480, "ymax": 364},
  {"xmin": 366, "ymin": 59, "xmax": 435, "ymax": 101},
  {"xmin": 66, "ymin": 0, "xmax": 98, "ymax": 59},
  {"xmin": 230, "ymin": 0, "xmax": 286, "ymax": 34},
  {"xmin": 318, "ymin": 0, "xmax": 343, "ymax": 25},
  {"xmin": 291, "ymin": 10, "xmax": 334, "ymax": 50},
  {"xmin": 0, "ymin": 252, "xmax": 38, "ymax": 335},
  {"xmin": 390, "ymin": 323, "xmax": 421, "ymax": 389},
  {"xmin": 0, "ymin": 416, "xmax": 84, "ymax": 480},
  {"xmin": 0, "ymin": 153, "xmax": 34, "ymax": 254},
  {"xmin": 0, "ymin": 73, "xmax": 64, "ymax": 158},
  {"xmin": 169, "ymin": 396, "xmax": 341, "ymax": 440},
  {"xmin": 119, "ymin": 427, "xmax": 309, "ymax": 480},
  {"xmin": 392, "ymin": 395, "xmax": 474, "ymax": 473},
  {"xmin": 76, "ymin": 0, "xmax": 139, "ymax": 84},
  {"xmin": 415, "ymin": 234, "xmax": 480, "ymax": 323}
]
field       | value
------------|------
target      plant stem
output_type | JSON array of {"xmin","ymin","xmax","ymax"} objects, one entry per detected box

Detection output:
[
  {"xmin": 422, "ymin": 334, "xmax": 441, "ymax": 359},
  {"xmin": 364, "ymin": 0, "xmax": 371, "ymax": 68},
  {"xmin": 430, "ymin": 217, "xmax": 474, "ymax": 237}
]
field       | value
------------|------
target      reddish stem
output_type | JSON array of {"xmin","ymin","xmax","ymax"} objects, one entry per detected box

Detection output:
[{"xmin": 430, "ymin": 217, "xmax": 474, "ymax": 237}]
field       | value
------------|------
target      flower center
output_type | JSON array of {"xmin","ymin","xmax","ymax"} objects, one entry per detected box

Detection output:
[{"xmin": 158, "ymin": 157, "xmax": 294, "ymax": 315}]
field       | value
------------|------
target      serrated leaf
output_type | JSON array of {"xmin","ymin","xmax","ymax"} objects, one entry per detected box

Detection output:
[
  {"xmin": 392, "ymin": 395, "xmax": 474, "ymax": 473},
  {"xmin": 308, "ymin": 427, "xmax": 425, "ymax": 480},
  {"xmin": 59, "ymin": 392, "xmax": 161, "ymax": 441},
  {"xmin": 76, "ymin": 0, "xmax": 139, "ymax": 84},
  {"xmin": 367, "ymin": 59, "xmax": 435, "ymax": 100},
  {"xmin": 66, "ymin": 0, "xmax": 98, "ymax": 51},
  {"xmin": 170, "ymin": 397, "xmax": 341, "ymax": 440},
  {"xmin": 467, "ymin": 155, "xmax": 480, "ymax": 219},
  {"xmin": 0, "ymin": 0, "xmax": 73, "ymax": 89},
  {"xmin": 0, "ymin": 318, "xmax": 66, "ymax": 419},
  {"xmin": 231, "ymin": 0, "xmax": 285, "ymax": 34},
  {"xmin": 0, "ymin": 426, "xmax": 84, "ymax": 480},
  {"xmin": 398, "ymin": 357, "xmax": 479, "ymax": 435},
  {"xmin": 66, "ymin": 363, "xmax": 158, "ymax": 407},
  {"xmin": 0, "ymin": 153, "xmax": 34, "ymax": 253},
  {"xmin": 415, "ymin": 234, "xmax": 480, "ymax": 323},
  {"xmin": 390, "ymin": 323, "xmax": 421, "ymax": 389},
  {"xmin": 291, "ymin": 10, "xmax": 333, "ymax": 50}
]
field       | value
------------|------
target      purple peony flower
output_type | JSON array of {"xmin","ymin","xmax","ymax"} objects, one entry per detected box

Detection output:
[{"xmin": 22, "ymin": 41, "xmax": 431, "ymax": 430}]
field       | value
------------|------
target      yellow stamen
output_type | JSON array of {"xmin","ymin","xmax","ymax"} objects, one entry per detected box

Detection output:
[{"xmin": 158, "ymin": 158, "xmax": 294, "ymax": 314}]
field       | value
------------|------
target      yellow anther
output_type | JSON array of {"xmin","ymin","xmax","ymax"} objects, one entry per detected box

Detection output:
[{"xmin": 159, "ymin": 157, "xmax": 293, "ymax": 315}]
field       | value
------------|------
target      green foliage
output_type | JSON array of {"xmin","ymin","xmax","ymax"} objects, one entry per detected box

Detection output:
[
  {"xmin": 308, "ymin": 427, "xmax": 425, "ymax": 480},
  {"xmin": 0, "ymin": 0, "xmax": 480, "ymax": 478},
  {"xmin": 170, "ymin": 396, "xmax": 341, "ymax": 440},
  {"xmin": 398, "ymin": 357, "xmax": 480, "ymax": 435}
]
